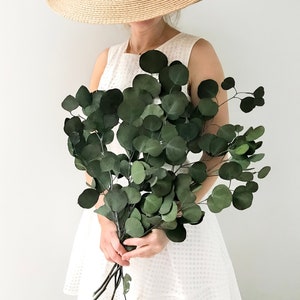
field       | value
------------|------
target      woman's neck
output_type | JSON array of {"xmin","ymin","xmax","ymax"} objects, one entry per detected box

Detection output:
[{"xmin": 127, "ymin": 18, "xmax": 179, "ymax": 55}]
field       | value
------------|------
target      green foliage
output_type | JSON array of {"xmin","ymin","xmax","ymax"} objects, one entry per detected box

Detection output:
[{"xmin": 62, "ymin": 49, "xmax": 271, "ymax": 248}]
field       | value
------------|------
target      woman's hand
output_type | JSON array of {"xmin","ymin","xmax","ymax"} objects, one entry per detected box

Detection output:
[
  {"xmin": 122, "ymin": 229, "xmax": 169, "ymax": 261},
  {"xmin": 98, "ymin": 216, "xmax": 130, "ymax": 267}
]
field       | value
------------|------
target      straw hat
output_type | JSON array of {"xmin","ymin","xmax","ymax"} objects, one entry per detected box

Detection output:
[{"xmin": 47, "ymin": 0, "xmax": 201, "ymax": 24}]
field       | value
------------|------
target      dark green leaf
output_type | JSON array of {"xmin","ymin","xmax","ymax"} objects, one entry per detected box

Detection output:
[
  {"xmin": 131, "ymin": 161, "xmax": 146, "ymax": 184},
  {"xmin": 122, "ymin": 186, "xmax": 141, "ymax": 204},
  {"xmin": 198, "ymin": 79, "xmax": 219, "ymax": 98},
  {"xmin": 254, "ymin": 86, "xmax": 265, "ymax": 98},
  {"xmin": 217, "ymin": 124, "xmax": 236, "ymax": 142},
  {"xmin": 139, "ymin": 50, "xmax": 168, "ymax": 73},
  {"xmin": 198, "ymin": 98, "xmax": 219, "ymax": 118},
  {"xmin": 78, "ymin": 188, "xmax": 99, "ymax": 209},
  {"xmin": 165, "ymin": 223, "xmax": 186, "ymax": 242},
  {"xmin": 125, "ymin": 218, "xmax": 144, "ymax": 237},
  {"xmin": 219, "ymin": 162, "xmax": 243, "ymax": 180},
  {"xmin": 207, "ymin": 184, "xmax": 232, "ymax": 213},
  {"xmin": 133, "ymin": 74, "xmax": 161, "ymax": 98},
  {"xmin": 142, "ymin": 194, "xmax": 163, "ymax": 214},
  {"xmin": 168, "ymin": 63, "xmax": 189, "ymax": 86},
  {"xmin": 221, "ymin": 77, "xmax": 235, "ymax": 90},
  {"xmin": 188, "ymin": 161, "xmax": 207, "ymax": 184},
  {"xmin": 240, "ymin": 97, "xmax": 256, "ymax": 113},
  {"xmin": 100, "ymin": 89, "xmax": 123, "ymax": 114},
  {"xmin": 105, "ymin": 187, "xmax": 128, "ymax": 213},
  {"xmin": 62, "ymin": 95, "xmax": 79, "ymax": 112},
  {"xmin": 258, "ymin": 166, "xmax": 271, "ymax": 179},
  {"xmin": 76, "ymin": 85, "xmax": 92, "ymax": 108},
  {"xmin": 232, "ymin": 186, "xmax": 253, "ymax": 210}
]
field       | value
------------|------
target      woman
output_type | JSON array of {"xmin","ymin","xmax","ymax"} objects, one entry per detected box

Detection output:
[{"xmin": 48, "ymin": 1, "xmax": 242, "ymax": 299}]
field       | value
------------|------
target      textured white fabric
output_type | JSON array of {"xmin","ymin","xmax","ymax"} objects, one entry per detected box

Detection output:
[{"xmin": 63, "ymin": 33, "xmax": 242, "ymax": 300}]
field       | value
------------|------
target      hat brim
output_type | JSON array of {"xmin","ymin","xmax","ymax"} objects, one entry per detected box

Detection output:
[{"xmin": 47, "ymin": 0, "xmax": 201, "ymax": 24}]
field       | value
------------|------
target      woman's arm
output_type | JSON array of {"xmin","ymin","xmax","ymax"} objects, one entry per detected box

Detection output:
[{"xmin": 188, "ymin": 38, "xmax": 229, "ymax": 203}]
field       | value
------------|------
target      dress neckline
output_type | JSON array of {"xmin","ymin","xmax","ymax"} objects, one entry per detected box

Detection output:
[{"xmin": 123, "ymin": 32, "xmax": 183, "ymax": 56}]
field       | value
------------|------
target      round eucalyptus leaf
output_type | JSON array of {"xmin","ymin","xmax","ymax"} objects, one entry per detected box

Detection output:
[
  {"xmin": 161, "ymin": 122, "xmax": 178, "ymax": 142},
  {"xmin": 198, "ymin": 133, "xmax": 215, "ymax": 153},
  {"xmin": 234, "ymin": 144, "xmax": 249, "ymax": 155},
  {"xmin": 254, "ymin": 86, "xmax": 265, "ymax": 98},
  {"xmin": 219, "ymin": 162, "xmax": 243, "ymax": 180},
  {"xmin": 131, "ymin": 161, "xmax": 146, "ymax": 184},
  {"xmin": 176, "ymin": 189, "xmax": 196, "ymax": 207},
  {"xmin": 159, "ymin": 66, "xmax": 181, "ymax": 95},
  {"xmin": 258, "ymin": 166, "xmax": 271, "ymax": 179},
  {"xmin": 160, "ymin": 220, "xmax": 178, "ymax": 230},
  {"xmin": 217, "ymin": 124, "xmax": 236, "ymax": 142},
  {"xmin": 168, "ymin": 63, "xmax": 189, "ymax": 86},
  {"xmin": 165, "ymin": 223, "xmax": 186, "ymax": 242},
  {"xmin": 210, "ymin": 136, "xmax": 228, "ymax": 156},
  {"xmin": 187, "ymin": 137, "xmax": 202, "ymax": 153},
  {"xmin": 221, "ymin": 77, "xmax": 235, "ymax": 90},
  {"xmin": 145, "ymin": 154, "xmax": 165, "ymax": 167},
  {"xmin": 64, "ymin": 116, "xmax": 83, "ymax": 136},
  {"xmin": 188, "ymin": 161, "xmax": 207, "ymax": 184},
  {"xmin": 207, "ymin": 184, "xmax": 232, "ymax": 213},
  {"xmin": 100, "ymin": 88, "xmax": 123, "ymax": 114},
  {"xmin": 198, "ymin": 98, "xmax": 219, "ymax": 118},
  {"xmin": 255, "ymin": 97, "xmax": 265, "ymax": 106},
  {"xmin": 151, "ymin": 172, "xmax": 173, "ymax": 197},
  {"xmin": 62, "ymin": 95, "xmax": 79, "ymax": 112},
  {"xmin": 133, "ymin": 74, "xmax": 161, "ymax": 98},
  {"xmin": 94, "ymin": 204, "xmax": 113, "ymax": 221},
  {"xmin": 130, "ymin": 207, "xmax": 142, "ymax": 220},
  {"xmin": 165, "ymin": 136, "xmax": 187, "ymax": 162},
  {"xmin": 78, "ymin": 188, "xmax": 99, "ymax": 209},
  {"xmin": 86, "ymin": 160, "xmax": 102, "ymax": 178},
  {"xmin": 142, "ymin": 194, "xmax": 163, "ymax": 214},
  {"xmin": 240, "ymin": 97, "xmax": 256, "ymax": 113},
  {"xmin": 162, "ymin": 201, "xmax": 178, "ymax": 222},
  {"xmin": 105, "ymin": 187, "xmax": 128, "ymax": 213},
  {"xmin": 176, "ymin": 122, "xmax": 199, "ymax": 142},
  {"xmin": 119, "ymin": 158, "xmax": 130, "ymax": 177},
  {"xmin": 141, "ymin": 104, "xmax": 164, "ymax": 119},
  {"xmin": 139, "ymin": 50, "xmax": 168, "ymax": 73},
  {"xmin": 236, "ymin": 172, "xmax": 254, "ymax": 182},
  {"xmin": 117, "ymin": 123, "xmax": 139, "ymax": 150},
  {"xmin": 103, "ymin": 114, "xmax": 119, "ymax": 129},
  {"xmin": 102, "ymin": 130, "xmax": 114, "ymax": 145},
  {"xmin": 249, "ymin": 153, "xmax": 265, "ymax": 162},
  {"xmin": 74, "ymin": 158, "xmax": 86, "ymax": 171},
  {"xmin": 133, "ymin": 135, "xmax": 149, "ymax": 153},
  {"xmin": 159, "ymin": 195, "xmax": 174, "ymax": 215},
  {"xmin": 145, "ymin": 139, "xmax": 164, "ymax": 157},
  {"xmin": 246, "ymin": 181, "xmax": 259, "ymax": 193},
  {"xmin": 232, "ymin": 186, "xmax": 253, "ymax": 210},
  {"xmin": 246, "ymin": 126, "xmax": 265, "ymax": 142},
  {"xmin": 176, "ymin": 173, "xmax": 192, "ymax": 188},
  {"xmin": 81, "ymin": 143, "xmax": 102, "ymax": 162},
  {"xmin": 143, "ymin": 115, "xmax": 163, "ymax": 131},
  {"xmin": 76, "ymin": 85, "xmax": 92, "ymax": 108},
  {"xmin": 122, "ymin": 186, "xmax": 141, "ymax": 204},
  {"xmin": 235, "ymin": 125, "xmax": 244, "ymax": 132},
  {"xmin": 100, "ymin": 151, "xmax": 120, "ymax": 172},
  {"xmin": 118, "ymin": 88, "xmax": 146, "ymax": 123},
  {"xmin": 125, "ymin": 217, "xmax": 144, "ymax": 238},
  {"xmin": 161, "ymin": 92, "xmax": 188, "ymax": 118},
  {"xmin": 198, "ymin": 79, "xmax": 219, "ymax": 98},
  {"xmin": 182, "ymin": 204, "xmax": 204, "ymax": 224}
]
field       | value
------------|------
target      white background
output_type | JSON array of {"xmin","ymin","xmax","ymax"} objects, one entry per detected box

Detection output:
[{"xmin": 0, "ymin": 0, "xmax": 299, "ymax": 299}]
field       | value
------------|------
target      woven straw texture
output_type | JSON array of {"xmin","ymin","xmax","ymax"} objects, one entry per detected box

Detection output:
[{"xmin": 47, "ymin": 0, "xmax": 200, "ymax": 24}]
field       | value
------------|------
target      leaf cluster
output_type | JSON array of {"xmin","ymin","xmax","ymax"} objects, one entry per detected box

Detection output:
[{"xmin": 62, "ymin": 50, "xmax": 270, "ymax": 244}]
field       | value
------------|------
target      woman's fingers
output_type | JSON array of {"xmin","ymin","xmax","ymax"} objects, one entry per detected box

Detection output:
[{"xmin": 122, "ymin": 229, "xmax": 169, "ymax": 260}]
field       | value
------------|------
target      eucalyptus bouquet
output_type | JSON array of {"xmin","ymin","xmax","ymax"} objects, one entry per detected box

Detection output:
[{"xmin": 62, "ymin": 50, "xmax": 270, "ymax": 299}]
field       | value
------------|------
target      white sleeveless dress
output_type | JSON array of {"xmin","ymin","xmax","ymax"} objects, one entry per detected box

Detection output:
[{"xmin": 63, "ymin": 33, "xmax": 242, "ymax": 300}]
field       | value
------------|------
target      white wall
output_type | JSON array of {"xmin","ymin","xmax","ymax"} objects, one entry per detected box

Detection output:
[{"xmin": 0, "ymin": 0, "xmax": 299, "ymax": 299}]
